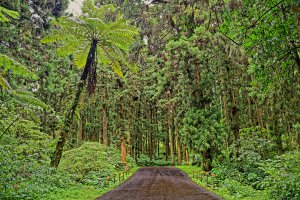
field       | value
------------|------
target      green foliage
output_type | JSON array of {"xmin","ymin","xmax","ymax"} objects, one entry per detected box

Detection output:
[
  {"xmin": 59, "ymin": 142, "xmax": 136, "ymax": 183},
  {"xmin": 218, "ymin": 179, "xmax": 270, "ymax": 200},
  {"xmin": 41, "ymin": 186, "xmax": 105, "ymax": 200},
  {"xmin": 41, "ymin": 3, "xmax": 139, "ymax": 76},
  {"xmin": 0, "ymin": 6, "xmax": 19, "ymax": 23},
  {"xmin": 239, "ymin": 127, "xmax": 275, "ymax": 160},
  {"xmin": 182, "ymin": 108, "xmax": 227, "ymax": 153},
  {"xmin": 136, "ymin": 154, "xmax": 172, "ymax": 166},
  {"xmin": 0, "ymin": 122, "xmax": 73, "ymax": 199},
  {"xmin": 44, "ymin": 167, "xmax": 140, "ymax": 200},
  {"xmin": 260, "ymin": 152, "xmax": 300, "ymax": 200},
  {"xmin": 179, "ymin": 166, "xmax": 270, "ymax": 200},
  {"xmin": 0, "ymin": 49, "xmax": 37, "ymax": 92}
]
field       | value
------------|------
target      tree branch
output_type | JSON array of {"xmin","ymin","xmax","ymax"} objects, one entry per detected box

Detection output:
[{"xmin": 247, "ymin": 0, "xmax": 286, "ymax": 30}]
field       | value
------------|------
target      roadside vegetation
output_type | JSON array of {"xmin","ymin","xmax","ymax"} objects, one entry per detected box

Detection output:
[{"xmin": 1, "ymin": 0, "xmax": 300, "ymax": 199}]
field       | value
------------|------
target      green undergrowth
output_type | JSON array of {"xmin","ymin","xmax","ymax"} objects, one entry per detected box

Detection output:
[
  {"xmin": 59, "ymin": 142, "xmax": 136, "ymax": 183},
  {"xmin": 178, "ymin": 166, "xmax": 269, "ymax": 200},
  {"xmin": 0, "ymin": 135, "xmax": 138, "ymax": 199},
  {"xmin": 44, "ymin": 167, "xmax": 139, "ymax": 200}
]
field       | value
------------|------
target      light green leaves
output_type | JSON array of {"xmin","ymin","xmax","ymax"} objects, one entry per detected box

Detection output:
[
  {"xmin": 0, "ymin": 6, "xmax": 19, "ymax": 23},
  {"xmin": 0, "ymin": 54, "xmax": 38, "ymax": 90},
  {"xmin": 0, "ymin": 54, "xmax": 38, "ymax": 80},
  {"xmin": 41, "ymin": 3, "xmax": 139, "ymax": 78}
]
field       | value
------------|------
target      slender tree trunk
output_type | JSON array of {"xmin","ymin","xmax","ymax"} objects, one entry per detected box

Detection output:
[
  {"xmin": 272, "ymin": 94, "xmax": 283, "ymax": 155},
  {"xmin": 120, "ymin": 96, "xmax": 127, "ymax": 164},
  {"xmin": 195, "ymin": 61, "xmax": 200, "ymax": 86},
  {"xmin": 149, "ymin": 105, "xmax": 153, "ymax": 160},
  {"xmin": 164, "ymin": 134, "xmax": 169, "ymax": 161},
  {"xmin": 185, "ymin": 147, "xmax": 189, "ymax": 164},
  {"xmin": 121, "ymin": 135, "xmax": 127, "ymax": 164},
  {"xmin": 176, "ymin": 125, "xmax": 181, "ymax": 165},
  {"xmin": 50, "ymin": 40, "xmax": 98, "ymax": 168},
  {"xmin": 77, "ymin": 118, "xmax": 83, "ymax": 144},
  {"xmin": 102, "ymin": 105, "xmax": 108, "ymax": 145},
  {"xmin": 131, "ymin": 101, "xmax": 136, "ymax": 158},
  {"xmin": 168, "ymin": 107, "xmax": 175, "ymax": 166}
]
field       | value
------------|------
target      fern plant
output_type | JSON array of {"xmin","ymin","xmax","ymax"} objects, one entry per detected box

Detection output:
[
  {"xmin": 41, "ymin": 2, "xmax": 139, "ymax": 167},
  {"xmin": 0, "ymin": 6, "xmax": 19, "ymax": 23},
  {"xmin": 0, "ymin": 7, "xmax": 48, "ymax": 110}
]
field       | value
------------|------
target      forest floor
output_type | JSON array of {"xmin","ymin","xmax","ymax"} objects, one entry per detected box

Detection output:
[{"xmin": 96, "ymin": 167, "xmax": 222, "ymax": 200}]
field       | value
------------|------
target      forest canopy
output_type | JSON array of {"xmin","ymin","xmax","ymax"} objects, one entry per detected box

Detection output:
[{"xmin": 0, "ymin": 0, "xmax": 300, "ymax": 199}]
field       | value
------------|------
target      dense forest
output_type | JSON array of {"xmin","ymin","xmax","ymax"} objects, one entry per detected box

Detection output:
[{"xmin": 1, "ymin": 0, "xmax": 300, "ymax": 199}]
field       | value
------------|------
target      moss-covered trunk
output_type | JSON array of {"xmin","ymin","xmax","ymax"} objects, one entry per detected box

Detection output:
[{"xmin": 50, "ymin": 40, "xmax": 98, "ymax": 168}]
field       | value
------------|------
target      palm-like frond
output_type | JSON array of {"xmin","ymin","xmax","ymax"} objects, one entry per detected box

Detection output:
[
  {"xmin": 13, "ymin": 90, "xmax": 49, "ymax": 110},
  {"xmin": 0, "ymin": 54, "xmax": 48, "ymax": 109},
  {"xmin": 41, "ymin": 3, "xmax": 139, "ymax": 77},
  {"xmin": 0, "ymin": 6, "xmax": 19, "ymax": 23},
  {"xmin": 0, "ymin": 54, "xmax": 38, "ymax": 91},
  {"xmin": 0, "ymin": 54, "xmax": 38, "ymax": 80}
]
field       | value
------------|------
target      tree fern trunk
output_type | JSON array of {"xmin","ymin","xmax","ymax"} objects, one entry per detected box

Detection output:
[{"xmin": 50, "ymin": 39, "xmax": 98, "ymax": 168}]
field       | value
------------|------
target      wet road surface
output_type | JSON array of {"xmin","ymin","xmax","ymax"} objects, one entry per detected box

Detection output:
[{"xmin": 96, "ymin": 167, "xmax": 223, "ymax": 200}]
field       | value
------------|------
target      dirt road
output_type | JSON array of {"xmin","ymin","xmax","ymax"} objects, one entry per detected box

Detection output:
[{"xmin": 96, "ymin": 167, "xmax": 223, "ymax": 200}]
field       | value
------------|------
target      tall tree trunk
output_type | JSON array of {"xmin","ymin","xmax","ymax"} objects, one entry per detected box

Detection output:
[
  {"xmin": 176, "ymin": 125, "xmax": 181, "ymax": 165},
  {"xmin": 272, "ymin": 93, "xmax": 283, "ymax": 155},
  {"xmin": 121, "ymin": 136, "xmax": 127, "ymax": 164},
  {"xmin": 100, "ymin": 86, "xmax": 107, "ymax": 145},
  {"xmin": 120, "ymin": 96, "xmax": 127, "ymax": 164},
  {"xmin": 168, "ymin": 107, "xmax": 175, "ymax": 166},
  {"xmin": 185, "ymin": 147, "xmax": 189, "ymax": 164},
  {"xmin": 131, "ymin": 101, "xmax": 136, "ymax": 158},
  {"xmin": 164, "ymin": 134, "xmax": 169, "ymax": 161},
  {"xmin": 50, "ymin": 40, "xmax": 98, "ymax": 168},
  {"xmin": 149, "ymin": 105, "xmax": 153, "ymax": 160},
  {"xmin": 102, "ymin": 104, "xmax": 108, "ymax": 145},
  {"xmin": 77, "ymin": 118, "xmax": 83, "ymax": 144}
]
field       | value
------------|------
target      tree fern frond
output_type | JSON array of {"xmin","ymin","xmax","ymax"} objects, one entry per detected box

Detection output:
[
  {"xmin": 107, "ymin": 29, "xmax": 138, "ymax": 40},
  {"xmin": 57, "ymin": 40, "xmax": 82, "ymax": 57},
  {"xmin": 40, "ymin": 30, "xmax": 69, "ymax": 43},
  {"xmin": 73, "ymin": 43, "xmax": 91, "ymax": 68},
  {"xmin": 0, "ymin": 54, "xmax": 38, "ymax": 80},
  {"xmin": 96, "ymin": 50, "xmax": 111, "ymax": 66},
  {"xmin": 0, "ymin": 6, "xmax": 19, "ymax": 23},
  {"xmin": 85, "ymin": 18, "xmax": 108, "ymax": 36},
  {"xmin": 13, "ymin": 90, "xmax": 50, "ymax": 110},
  {"xmin": 110, "ymin": 60, "xmax": 123, "ymax": 77},
  {"xmin": 42, "ymin": 3, "xmax": 139, "ymax": 76}
]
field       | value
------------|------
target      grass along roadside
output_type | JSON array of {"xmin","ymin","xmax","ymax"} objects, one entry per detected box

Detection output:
[
  {"xmin": 177, "ymin": 166, "xmax": 269, "ymax": 200},
  {"xmin": 43, "ymin": 167, "xmax": 140, "ymax": 200}
]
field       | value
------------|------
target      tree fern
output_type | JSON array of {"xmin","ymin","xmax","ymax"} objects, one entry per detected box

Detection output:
[
  {"xmin": 41, "ymin": 1, "xmax": 139, "ymax": 167},
  {"xmin": 0, "ymin": 7, "xmax": 48, "ymax": 110},
  {"xmin": 0, "ymin": 54, "xmax": 38, "ymax": 90},
  {"xmin": 0, "ymin": 6, "xmax": 19, "ymax": 23},
  {"xmin": 41, "ymin": 3, "xmax": 139, "ymax": 76}
]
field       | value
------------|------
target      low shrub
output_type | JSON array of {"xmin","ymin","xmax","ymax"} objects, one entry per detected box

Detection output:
[
  {"xmin": 136, "ymin": 154, "xmax": 172, "ymax": 166},
  {"xmin": 59, "ymin": 142, "xmax": 136, "ymax": 187}
]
